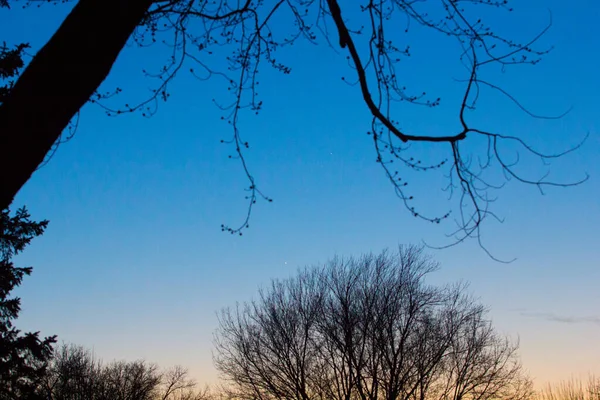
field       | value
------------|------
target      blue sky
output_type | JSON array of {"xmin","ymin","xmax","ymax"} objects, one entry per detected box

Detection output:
[{"xmin": 2, "ymin": 0, "xmax": 599, "ymax": 387}]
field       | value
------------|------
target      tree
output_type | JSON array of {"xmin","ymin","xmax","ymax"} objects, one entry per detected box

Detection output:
[
  {"xmin": 214, "ymin": 246, "xmax": 532, "ymax": 400},
  {"xmin": 42, "ymin": 343, "xmax": 210, "ymax": 400},
  {"xmin": 0, "ymin": 207, "xmax": 56, "ymax": 399},
  {"xmin": 0, "ymin": 0, "xmax": 586, "ymax": 249},
  {"xmin": 41, "ymin": 344, "xmax": 105, "ymax": 399}
]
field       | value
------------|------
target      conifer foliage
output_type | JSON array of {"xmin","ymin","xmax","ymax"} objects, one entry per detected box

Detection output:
[{"xmin": 0, "ymin": 207, "xmax": 56, "ymax": 399}]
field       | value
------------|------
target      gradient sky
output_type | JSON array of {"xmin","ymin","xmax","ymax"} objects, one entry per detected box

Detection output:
[{"xmin": 2, "ymin": 0, "xmax": 599, "ymax": 388}]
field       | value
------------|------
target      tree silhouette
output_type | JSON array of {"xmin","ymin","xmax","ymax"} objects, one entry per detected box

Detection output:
[
  {"xmin": 0, "ymin": 207, "xmax": 56, "ymax": 399},
  {"xmin": 0, "ymin": 0, "xmax": 587, "ymax": 252},
  {"xmin": 214, "ymin": 246, "xmax": 533, "ymax": 400},
  {"xmin": 42, "ymin": 343, "xmax": 211, "ymax": 400}
]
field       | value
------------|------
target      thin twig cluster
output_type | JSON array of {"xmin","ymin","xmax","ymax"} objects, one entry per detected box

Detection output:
[{"xmin": 12, "ymin": 0, "xmax": 587, "ymax": 254}]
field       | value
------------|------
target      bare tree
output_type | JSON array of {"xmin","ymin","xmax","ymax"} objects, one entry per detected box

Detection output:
[
  {"xmin": 42, "ymin": 343, "xmax": 207, "ymax": 400},
  {"xmin": 214, "ymin": 246, "xmax": 531, "ymax": 400},
  {"xmin": 214, "ymin": 268, "xmax": 325, "ymax": 400},
  {"xmin": 42, "ymin": 344, "xmax": 104, "ymax": 399},
  {"xmin": 101, "ymin": 360, "xmax": 161, "ymax": 400},
  {"xmin": 0, "ymin": 0, "xmax": 586, "ymax": 251}
]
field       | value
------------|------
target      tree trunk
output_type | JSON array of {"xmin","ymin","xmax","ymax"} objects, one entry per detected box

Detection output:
[{"xmin": 0, "ymin": 0, "xmax": 154, "ymax": 210}]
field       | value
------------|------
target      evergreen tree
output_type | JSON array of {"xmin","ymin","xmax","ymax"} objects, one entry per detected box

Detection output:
[
  {"xmin": 0, "ymin": 34, "xmax": 29, "ymax": 106},
  {"xmin": 0, "ymin": 207, "xmax": 56, "ymax": 399}
]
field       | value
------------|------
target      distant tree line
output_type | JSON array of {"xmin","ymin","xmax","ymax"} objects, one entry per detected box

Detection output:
[
  {"xmin": 41, "ymin": 344, "xmax": 209, "ymax": 400},
  {"xmin": 537, "ymin": 376, "xmax": 600, "ymax": 400}
]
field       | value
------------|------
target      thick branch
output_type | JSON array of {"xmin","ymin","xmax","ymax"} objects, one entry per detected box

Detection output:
[
  {"xmin": 325, "ymin": 0, "xmax": 466, "ymax": 144},
  {"xmin": 0, "ymin": 0, "xmax": 155, "ymax": 209}
]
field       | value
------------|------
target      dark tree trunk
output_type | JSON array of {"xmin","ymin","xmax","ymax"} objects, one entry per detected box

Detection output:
[{"xmin": 0, "ymin": 0, "xmax": 154, "ymax": 210}]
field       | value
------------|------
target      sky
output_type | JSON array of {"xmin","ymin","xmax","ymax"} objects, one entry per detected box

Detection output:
[{"xmin": 2, "ymin": 0, "xmax": 599, "ymax": 389}]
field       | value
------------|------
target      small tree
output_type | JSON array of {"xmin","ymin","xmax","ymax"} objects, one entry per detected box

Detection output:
[{"xmin": 0, "ymin": 207, "xmax": 56, "ymax": 399}]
